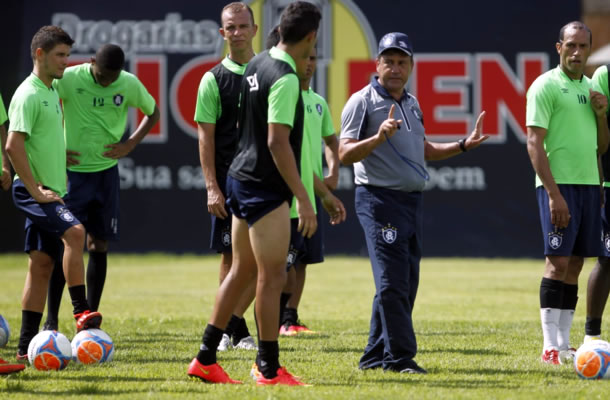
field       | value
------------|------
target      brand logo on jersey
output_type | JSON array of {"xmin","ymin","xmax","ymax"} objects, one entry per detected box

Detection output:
[
  {"xmin": 247, "ymin": 73, "xmax": 259, "ymax": 92},
  {"xmin": 561, "ymin": 88, "xmax": 569, "ymax": 94},
  {"xmin": 381, "ymin": 224, "xmax": 398, "ymax": 244},
  {"xmin": 548, "ymin": 231, "xmax": 563, "ymax": 250},
  {"xmin": 316, "ymin": 104, "xmax": 322, "ymax": 115},
  {"xmin": 113, "ymin": 94, "xmax": 124, "ymax": 106},
  {"xmin": 42, "ymin": 101, "xmax": 49, "ymax": 107},
  {"xmin": 76, "ymin": 88, "xmax": 85, "ymax": 94},
  {"xmin": 221, "ymin": 227, "xmax": 231, "ymax": 247},
  {"xmin": 56, "ymin": 206, "xmax": 75, "ymax": 222},
  {"xmin": 604, "ymin": 233, "xmax": 610, "ymax": 253}
]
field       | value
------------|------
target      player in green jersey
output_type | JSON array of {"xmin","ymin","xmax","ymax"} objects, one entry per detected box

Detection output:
[
  {"xmin": 42, "ymin": 43, "xmax": 159, "ymax": 331},
  {"xmin": 7, "ymin": 25, "xmax": 102, "ymax": 360},
  {"xmin": 526, "ymin": 21, "xmax": 609, "ymax": 365},
  {"xmin": 0, "ymin": 94, "xmax": 11, "ymax": 191}
]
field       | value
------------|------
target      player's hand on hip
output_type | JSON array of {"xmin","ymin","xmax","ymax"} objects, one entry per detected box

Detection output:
[
  {"xmin": 320, "ymin": 192, "xmax": 346, "ymax": 225},
  {"xmin": 376, "ymin": 104, "xmax": 403, "ymax": 143},
  {"xmin": 66, "ymin": 149, "xmax": 81, "ymax": 166},
  {"xmin": 103, "ymin": 142, "xmax": 134, "ymax": 159},
  {"xmin": 207, "ymin": 185, "xmax": 228, "ymax": 219},
  {"xmin": 589, "ymin": 89, "xmax": 609, "ymax": 117},
  {"xmin": 464, "ymin": 111, "xmax": 490, "ymax": 150},
  {"xmin": 296, "ymin": 197, "xmax": 317, "ymax": 239},
  {"xmin": 548, "ymin": 192, "xmax": 570, "ymax": 229},
  {"xmin": 34, "ymin": 184, "xmax": 64, "ymax": 205}
]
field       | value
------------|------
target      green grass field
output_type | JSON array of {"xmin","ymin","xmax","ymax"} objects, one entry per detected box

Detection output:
[{"xmin": 1, "ymin": 254, "xmax": 609, "ymax": 399}]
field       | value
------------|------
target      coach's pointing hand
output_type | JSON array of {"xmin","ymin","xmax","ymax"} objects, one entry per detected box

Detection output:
[
  {"xmin": 463, "ymin": 111, "xmax": 489, "ymax": 150},
  {"xmin": 376, "ymin": 104, "xmax": 403, "ymax": 143}
]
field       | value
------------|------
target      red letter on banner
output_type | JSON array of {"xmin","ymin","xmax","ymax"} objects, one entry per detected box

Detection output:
[
  {"xmin": 348, "ymin": 60, "xmax": 376, "ymax": 97},
  {"xmin": 131, "ymin": 55, "xmax": 166, "ymax": 143}
]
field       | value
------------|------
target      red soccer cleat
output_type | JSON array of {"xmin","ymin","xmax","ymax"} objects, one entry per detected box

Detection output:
[
  {"xmin": 255, "ymin": 366, "xmax": 308, "ymax": 386},
  {"xmin": 187, "ymin": 358, "xmax": 242, "ymax": 384},
  {"xmin": 291, "ymin": 322, "xmax": 317, "ymax": 335},
  {"xmin": 74, "ymin": 310, "xmax": 102, "ymax": 332},
  {"xmin": 279, "ymin": 324, "xmax": 299, "ymax": 337},
  {"xmin": 541, "ymin": 348, "xmax": 560, "ymax": 365},
  {"xmin": 0, "ymin": 358, "xmax": 25, "ymax": 375}
]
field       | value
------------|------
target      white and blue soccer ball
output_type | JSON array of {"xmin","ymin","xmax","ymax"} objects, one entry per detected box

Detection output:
[
  {"xmin": 0, "ymin": 314, "xmax": 10, "ymax": 347},
  {"xmin": 574, "ymin": 340, "xmax": 610, "ymax": 379},
  {"xmin": 71, "ymin": 329, "xmax": 114, "ymax": 364},
  {"xmin": 27, "ymin": 330, "xmax": 72, "ymax": 371}
]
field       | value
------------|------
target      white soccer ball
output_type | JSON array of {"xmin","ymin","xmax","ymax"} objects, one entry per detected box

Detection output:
[
  {"xmin": 0, "ymin": 314, "xmax": 10, "ymax": 348},
  {"xmin": 27, "ymin": 330, "xmax": 72, "ymax": 371},
  {"xmin": 71, "ymin": 329, "xmax": 114, "ymax": 364},
  {"xmin": 574, "ymin": 340, "xmax": 610, "ymax": 379}
]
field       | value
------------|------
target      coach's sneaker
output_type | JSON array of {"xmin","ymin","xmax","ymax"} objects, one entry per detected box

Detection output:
[
  {"xmin": 541, "ymin": 348, "xmax": 560, "ymax": 365},
  {"xmin": 217, "ymin": 334, "xmax": 232, "ymax": 351},
  {"xmin": 0, "ymin": 358, "xmax": 25, "ymax": 375},
  {"xmin": 74, "ymin": 310, "xmax": 102, "ymax": 332},
  {"xmin": 187, "ymin": 358, "xmax": 241, "ymax": 384},
  {"xmin": 255, "ymin": 366, "xmax": 308, "ymax": 386},
  {"xmin": 279, "ymin": 323, "xmax": 299, "ymax": 337},
  {"xmin": 234, "ymin": 336, "xmax": 257, "ymax": 350}
]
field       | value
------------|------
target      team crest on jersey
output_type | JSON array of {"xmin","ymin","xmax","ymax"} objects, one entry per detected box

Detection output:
[
  {"xmin": 548, "ymin": 231, "xmax": 563, "ymax": 250},
  {"xmin": 113, "ymin": 94, "xmax": 124, "ymax": 106},
  {"xmin": 410, "ymin": 104, "xmax": 423, "ymax": 121},
  {"xmin": 381, "ymin": 224, "xmax": 398, "ymax": 244},
  {"xmin": 221, "ymin": 226, "xmax": 231, "ymax": 247},
  {"xmin": 316, "ymin": 104, "xmax": 323, "ymax": 115},
  {"xmin": 604, "ymin": 233, "xmax": 610, "ymax": 253},
  {"xmin": 56, "ymin": 206, "xmax": 75, "ymax": 223}
]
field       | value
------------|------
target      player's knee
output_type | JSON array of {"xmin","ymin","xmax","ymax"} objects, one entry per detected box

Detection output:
[
  {"xmin": 87, "ymin": 235, "xmax": 108, "ymax": 252},
  {"xmin": 62, "ymin": 224, "xmax": 86, "ymax": 248},
  {"xmin": 29, "ymin": 252, "xmax": 55, "ymax": 280}
]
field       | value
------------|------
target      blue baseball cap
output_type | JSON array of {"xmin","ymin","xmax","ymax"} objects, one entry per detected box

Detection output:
[{"xmin": 377, "ymin": 32, "xmax": 413, "ymax": 57}]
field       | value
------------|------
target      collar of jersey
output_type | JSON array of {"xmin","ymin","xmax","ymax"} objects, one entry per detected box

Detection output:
[
  {"xmin": 371, "ymin": 76, "xmax": 408, "ymax": 101},
  {"xmin": 29, "ymin": 73, "xmax": 54, "ymax": 91},
  {"xmin": 222, "ymin": 56, "xmax": 248, "ymax": 75},
  {"xmin": 556, "ymin": 65, "xmax": 584, "ymax": 83},
  {"xmin": 269, "ymin": 46, "xmax": 297, "ymax": 73}
]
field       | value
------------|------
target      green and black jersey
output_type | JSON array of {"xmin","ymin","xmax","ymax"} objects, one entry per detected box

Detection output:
[{"xmin": 591, "ymin": 65, "xmax": 610, "ymax": 187}]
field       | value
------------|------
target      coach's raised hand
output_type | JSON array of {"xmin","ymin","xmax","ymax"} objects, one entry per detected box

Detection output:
[
  {"xmin": 376, "ymin": 104, "xmax": 402, "ymax": 143},
  {"xmin": 463, "ymin": 111, "xmax": 489, "ymax": 150}
]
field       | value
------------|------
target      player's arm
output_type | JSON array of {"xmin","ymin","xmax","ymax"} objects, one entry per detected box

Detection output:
[
  {"xmin": 313, "ymin": 173, "xmax": 345, "ymax": 225},
  {"xmin": 197, "ymin": 122, "xmax": 227, "ymax": 219},
  {"xmin": 103, "ymin": 105, "xmax": 160, "ymax": 159},
  {"xmin": 589, "ymin": 89, "xmax": 610, "ymax": 155},
  {"xmin": 526, "ymin": 125, "xmax": 569, "ymax": 228},
  {"xmin": 6, "ymin": 131, "xmax": 63, "ymax": 204},
  {"xmin": 322, "ymin": 134, "xmax": 339, "ymax": 190},
  {"xmin": 268, "ymin": 123, "xmax": 317, "ymax": 238},
  {"xmin": 0, "ymin": 123, "xmax": 11, "ymax": 190},
  {"xmin": 424, "ymin": 111, "xmax": 488, "ymax": 161}
]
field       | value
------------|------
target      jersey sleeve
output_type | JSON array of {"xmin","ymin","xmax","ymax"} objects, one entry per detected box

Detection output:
[
  {"xmin": 0, "ymin": 93, "xmax": 7, "ymax": 125},
  {"xmin": 526, "ymin": 76, "xmax": 554, "ymax": 130},
  {"xmin": 194, "ymin": 71, "xmax": 221, "ymax": 123},
  {"xmin": 127, "ymin": 76, "xmax": 156, "ymax": 116},
  {"xmin": 591, "ymin": 65, "xmax": 610, "ymax": 104},
  {"xmin": 268, "ymin": 74, "xmax": 299, "ymax": 127},
  {"xmin": 340, "ymin": 93, "xmax": 367, "ymax": 140},
  {"xmin": 320, "ymin": 98, "xmax": 335, "ymax": 137},
  {"xmin": 8, "ymin": 93, "xmax": 37, "ymax": 137}
]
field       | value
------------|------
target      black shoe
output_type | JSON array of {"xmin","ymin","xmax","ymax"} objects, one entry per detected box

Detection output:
[
  {"xmin": 399, "ymin": 362, "xmax": 427, "ymax": 374},
  {"xmin": 42, "ymin": 320, "xmax": 58, "ymax": 331}
]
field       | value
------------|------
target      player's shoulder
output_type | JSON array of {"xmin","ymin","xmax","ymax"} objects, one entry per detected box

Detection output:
[
  {"xmin": 592, "ymin": 64, "xmax": 608, "ymax": 80},
  {"xmin": 308, "ymin": 89, "xmax": 329, "ymax": 105},
  {"xmin": 527, "ymin": 68, "xmax": 559, "ymax": 97}
]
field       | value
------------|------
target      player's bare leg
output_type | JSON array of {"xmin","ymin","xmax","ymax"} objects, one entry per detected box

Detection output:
[
  {"xmin": 585, "ymin": 256, "xmax": 610, "ymax": 341},
  {"xmin": 218, "ymin": 252, "xmax": 232, "ymax": 284}
]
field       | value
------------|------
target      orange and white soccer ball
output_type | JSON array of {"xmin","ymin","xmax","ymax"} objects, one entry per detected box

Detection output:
[
  {"xmin": 71, "ymin": 329, "xmax": 114, "ymax": 364},
  {"xmin": 27, "ymin": 330, "xmax": 72, "ymax": 371},
  {"xmin": 574, "ymin": 340, "xmax": 610, "ymax": 379}
]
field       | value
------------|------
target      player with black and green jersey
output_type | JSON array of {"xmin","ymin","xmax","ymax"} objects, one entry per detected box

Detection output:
[
  {"xmin": 0, "ymin": 94, "xmax": 11, "ymax": 191},
  {"xmin": 193, "ymin": 2, "xmax": 258, "ymax": 352},
  {"xmin": 7, "ymin": 25, "xmax": 102, "ymax": 360},
  {"xmin": 586, "ymin": 64, "xmax": 610, "ymax": 342},
  {"xmin": 41, "ymin": 43, "xmax": 159, "ymax": 331},
  {"xmin": 526, "ymin": 21, "xmax": 610, "ymax": 365}
]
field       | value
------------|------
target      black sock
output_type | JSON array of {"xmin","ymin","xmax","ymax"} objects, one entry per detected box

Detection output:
[
  {"xmin": 87, "ymin": 251, "xmax": 107, "ymax": 312},
  {"xmin": 256, "ymin": 340, "xmax": 280, "ymax": 379},
  {"xmin": 279, "ymin": 292, "xmax": 291, "ymax": 329},
  {"xmin": 232, "ymin": 317, "xmax": 251, "ymax": 345},
  {"xmin": 196, "ymin": 324, "xmax": 224, "ymax": 365},
  {"xmin": 540, "ymin": 277, "xmax": 564, "ymax": 309},
  {"xmin": 18, "ymin": 310, "xmax": 42, "ymax": 355},
  {"xmin": 225, "ymin": 314, "xmax": 239, "ymax": 339},
  {"xmin": 282, "ymin": 307, "xmax": 298, "ymax": 326},
  {"xmin": 585, "ymin": 317, "xmax": 602, "ymax": 336},
  {"xmin": 46, "ymin": 260, "xmax": 65, "ymax": 325},
  {"xmin": 68, "ymin": 284, "xmax": 89, "ymax": 315},
  {"xmin": 562, "ymin": 283, "xmax": 578, "ymax": 310}
]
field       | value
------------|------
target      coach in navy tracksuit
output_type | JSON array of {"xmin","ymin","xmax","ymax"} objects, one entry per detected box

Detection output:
[{"xmin": 339, "ymin": 32, "xmax": 488, "ymax": 374}]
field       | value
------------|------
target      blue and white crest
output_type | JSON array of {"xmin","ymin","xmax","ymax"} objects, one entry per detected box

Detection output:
[
  {"xmin": 221, "ymin": 227, "xmax": 231, "ymax": 247},
  {"xmin": 316, "ymin": 103, "xmax": 323, "ymax": 115},
  {"xmin": 113, "ymin": 94, "xmax": 124, "ymax": 106},
  {"xmin": 548, "ymin": 231, "xmax": 563, "ymax": 250},
  {"xmin": 286, "ymin": 248, "xmax": 298, "ymax": 266},
  {"xmin": 604, "ymin": 233, "xmax": 610, "ymax": 253},
  {"xmin": 56, "ymin": 206, "xmax": 75, "ymax": 222},
  {"xmin": 381, "ymin": 224, "xmax": 397, "ymax": 244}
]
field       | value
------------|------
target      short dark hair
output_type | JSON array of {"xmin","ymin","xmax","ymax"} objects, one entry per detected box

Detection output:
[
  {"xmin": 221, "ymin": 2, "xmax": 255, "ymax": 26},
  {"xmin": 279, "ymin": 1, "xmax": 321, "ymax": 45},
  {"xmin": 96, "ymin": 44, "xmax": 125, "ymax": 71},
  {"xmin": 30, "ymin": 25, "xmax": 74, "ymax": 61},
  {"xmin": 265, "ymin": 25, "xmax": 280, "ymax": 50},
  {"xmin": 559, "ymin": 21, "xmax": 592, "ymax": 45}
]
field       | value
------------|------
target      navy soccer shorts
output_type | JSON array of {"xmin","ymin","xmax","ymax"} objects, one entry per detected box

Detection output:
[{"xmin": 225, "ymin": 176, "xmax": 288, "ymax": 227}]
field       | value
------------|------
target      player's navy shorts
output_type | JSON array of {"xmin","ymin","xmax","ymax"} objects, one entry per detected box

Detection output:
[
  {"xmin": 536, "ymin": 184, "xmax": 602, "ymax": 257},
  {"xmin": 226, "ymin": 176, "xmax": 289, "ymax": 227},
  {"xmin": 64, "ymin": 165, "xmax": 120, "ymax": 241},
  {"xmin": 12, "ymin": 179, "xmax": 80, "ymax": 260},
  {"xmin": 601, "ymin": 187, "xmax": 610, "ymax": 257},
  {"xmin": 210, "ymin": 173, "xmax": 232, "ymax": 253},
  {"xmin": 286, "ymin": 197, "xmax": 325, "ymax": 269}
]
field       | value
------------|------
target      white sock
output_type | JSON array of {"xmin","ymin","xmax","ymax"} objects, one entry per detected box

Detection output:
[
  {"xmin": 541, "ymin": 308, "xmax": 561, "ymax": 350},
  {"xmin": 557, "ymin": 309, "xmax": 574, "ymax": 350}
]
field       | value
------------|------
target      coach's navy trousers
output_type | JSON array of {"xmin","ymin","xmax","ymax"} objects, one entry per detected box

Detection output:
[{"xmin": 355, "ymin": 185, "xmax": 423, "ymax": 371}]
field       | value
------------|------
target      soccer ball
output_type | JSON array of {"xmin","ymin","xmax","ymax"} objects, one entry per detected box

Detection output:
[
  {"xmin": 71, "ymin": 329, "xmax": 114, "ymax": 364},
  {"xmin": 0, "ymin": 314, "xmax": 10, "ymax": 347},
  {"xmin": 573, "ymin": 340, "xmax": 610, "ymax": 379},
  {"xmin": 27, "ymin": 330, "xmax": 72, "ymax": 371}
]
